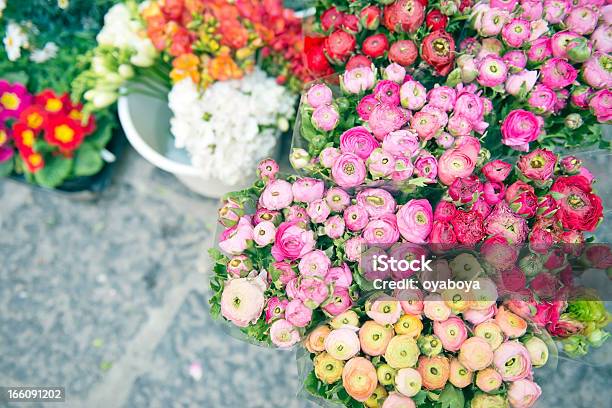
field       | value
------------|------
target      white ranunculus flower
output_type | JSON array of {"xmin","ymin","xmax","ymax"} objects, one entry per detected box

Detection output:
[{"xmin": 168, "ymin": 68, "xmax": 296, "ymax": 185}]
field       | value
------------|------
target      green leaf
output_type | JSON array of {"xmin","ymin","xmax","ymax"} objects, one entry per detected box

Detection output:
[
  {"xmin": 33, "ymin": 155, "xmax": 73, "ymax": 188},
  {"xmin": 73, "ymin": 143, "xmax": 104, "ymax": 177},
  {"xmin": 438, "ymin": 384, "xmax": 465, "ymax": 408},
  {"xmin": 414, "ymin": 390, "xmax": 428, "ymax": 406},
  {"xmin": 87, "ymin": 120, "xmax": 114, "ymax": 150},
  {"xmin": 0, "ymin": 157, "xmax": 14, "ymax": 177},
  {"xmin": 1, "ymin": 71, "xmax": 29, "ymax": 85}
]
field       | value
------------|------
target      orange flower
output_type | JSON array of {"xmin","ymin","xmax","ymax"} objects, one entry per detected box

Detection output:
[
  {"xmin": 208, "ymin": 53, "xmax": 243, "ymax": 81},
  {"xmin": 170, "ymin": 53, "xmax": 201, "ymax": 84},
  {"xmin": 342, "ymin": 357, "xmax": 378, "ymax": 402},
  {"xmin": 219, "ymin": 21, "xmax": 249, "ymax": 49}
]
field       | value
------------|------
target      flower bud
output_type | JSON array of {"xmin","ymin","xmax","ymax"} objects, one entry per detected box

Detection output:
[
  {"xmin": 566, "ymin": 37, "xmax": 592, "ymax": 63},
  {"xmin": 524, "ymin": 336, "xmax": 549, "ymax": 367},
  {"xmin": 417, "ymin": 334, "xmax": 443, "ymax": 357},
  {"xmin": 364, "ymin": 385, "xmax": 388, "ymax": 408},
  {"xmin": 330, "ymin": 310, "xmax": 360, "ymax": 329},
  {"xmin": 290, "ymin": 148, "xmax": 311, "ymax": 170},
  {"xmin": 376, "ymin": 364, "xmax": 396, "ymax": 386},
  {"xmin": 118, "ymin": 64, "xmax": 134, "ymax": 79},
  {"xmin": 587, "ymin": 329, "xmax": 610, "ymax": 348},
  {"xmin": 564, "ymin": 113, "xmax": 583, "ymax": 129},
  {"xmin": 227, "ymin": 255, "xmax": 253, "ymax": 278},
  {"xmin": 218, "ymin": 198, "xmax": 244, "ymax": 227},
  {"xmin": 562, "ymin": 335, "xmax": 589, "ymax": 357}
]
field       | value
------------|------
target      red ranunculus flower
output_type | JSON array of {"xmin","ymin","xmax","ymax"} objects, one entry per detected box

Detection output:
[
  {"xmin": 44, "ymin": 115, "xmax": 86, "ymax": 152},
  {"xmin": 450, "ymin": 209, "xmax": 485, "ymax": 245},
  {"xmin": 359, "ymin": 5, "xmax": 380, "ymax": 30},
  {"xmin": 342, "ymin": 14, "xmax": 360, "ymax": 34},
  {"xmin": 421, "ymin": 30, "xmax": 456, "ymax": 75},
  {"xmin": 304, "ymin": 36, "xmax": 334, "ymax": 76},
  {"xmin": 346, "ymin": 55, "xmax": 372, "ymax": 71},
  {"xmin": 550, "ymin": 175, "xmax": 603, "ymax": 232},
  {"xmin": 324, "ymin": 30, "xmax": 356, "ymax": 63},
  {"xmin": 362, "ymin": 33, "xmax": 389, "ymax": 59},
  {"xmin": 388, "ymin": 39, "xmax": 418, "ymax": 67},
  {"xmin": 321, "ymin": 7, "xmax": 344, "ymax": 32},
  {"xmin": 425, "ymin": 10, "xmax": 448, "ymax": 31},
  {"xmin": 383, "ymin": 0, "xmax": 425, "ymax": 33}
]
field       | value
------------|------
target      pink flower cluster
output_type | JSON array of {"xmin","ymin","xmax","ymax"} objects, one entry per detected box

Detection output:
[{"xmin": 303, "ymin": 64, "xmax": 492, "ymax": 188}]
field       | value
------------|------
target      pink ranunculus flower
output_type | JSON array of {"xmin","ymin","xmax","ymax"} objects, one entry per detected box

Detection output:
[
  {"xmin": 285, "ymin": 299, "xmax": 313, "ymax": 327},
  {"xmin": 299, "ymin": 249, "xmax": 331, "ymax": 278},
  {"xmin": 382, "ymin": 393, "xmax": 416, "ymax": 408},
  {"xmin": 463, "ymin": 304, "xmax": 497, "ymax": 325},
  {"xmin": 520, "ymin": 0, "xmax": 543, "ymax": 20},
  {"xmin": 292, "ymin": 177, "xmax": 325, "ymax": 203},
  {"xmin": 482, "ymin": 159, "xmax": 512, "ymax": 182},
  {"xmin": 324, "ymin": 328, "xmax": 361, "ymax": 360},
  {"xmin": 265, "ymin": 296, "xmax": 288, "ymax": 323},
  {"xmin": 527, "ymin": 84, "xmax": 558, "ymax": 114},
  {"xmin": 219, "ymin": 217, "xmax": 254, "ymax": 255},
  {"xmin": 307, "ymin": 199, "xmax": 331, "ymax": 223},
  {"xmin": 375, "ymin": 80, "xmax": 401, "ymax": 106},
  {"xmin": 312, "ymin": 104, "xmax": 340, "ymax": 131},
  {"xmin": 458, "ymin": 337, "xmax": 494, "ymax": 371},
  {"xmin": 485, "ymin": 201, "xmax": 529, "ymax": 244},
  {"xmin": 345, "ymin": 236, "xmax": 366, "ymax": 261},
  {"xmin": 259, "ymin": 179, "xmax": 294, "ymax": 210},
  {"xmin": 501, "ymin": 109, "xmax": 542, "ymax": 151},
  {"xmin": 396, "ymin": 288, "xmax": 424, "ymax": 315},
  {"xmin": 433, "ymin": 316, "xmax": 468, "ymax": 352},
  {"xmin": 447, "ymin": 114, "xmax": 472, "ymax": 137},
  {"xmin": 271, "ymin": 221, "xmax": 316, "ymax": 261},
  {"xmin": 221, "ymin": 272, "xmax": 267, "ymax": 327},
  {"xmin": 433, "ymin": 201, "xmax": 457, "ymax": 222},
  {"xmin": 421, "ymin": 105, "xmax": 448, "ymax": 128},
  {"xmin": 550, "ymin": 31, "xmax": 580, "ymax": 59},
  {"xmin": 493, "ymin": 341, "xmax": 532, "ymax": 381},
  {"xmin": 436, "ymin": 132, "xmax": 454, "ymax": 149},
  {"xmin": 273, "ymin": 261, "xmax": 296, "ymax": 286},
  {"xmin": 491, "ymin": 0, "xmax": 518, "ymax": 11},
  {"xmin": 362, "ymin": 214, "xmax": 400, "ymax": 247},
  {"xmin": 517, "ymin": 148, "xmax": 557, "ymax": 181},
  {"xmin": 540, "ymin": 57, "xmax": 578, "ymax": 90},
  {"xmin": 507, "ymin": 379, "xmax": 542, "ymax": 408},
  {"xmin": 583, "ymin": 52, "xmax": 612, "ymax": 89},
  {"xmin": 340, "ymin": 126, "xmax": 380, "ymax": 160},
  {"xmin": 477, "ymin": 55, "xmax": 508, "ymax": 88},
  {"xmin": 592, "ymin": 24, "xmax": 612, "ymax": 53},
  {"xmin": 423, "ymin": 293, "xmax": 452, "ymax": 321},
  {"xmin": 529, "ymin": 18, "xmax": 549, "ymax": 41},
  {"xmin": 502, "ymin": 18, "xmax": 531, "ymax": 48},
  {"xmin": 332, "ymin": 153, "xmax": 367, "ymax": 188},
  {"xmin": 483, "ymin": 181, "xmax": 506, "ymax": 205},
  {"xmin": 400, "ymin": 80, "xmax": 427, "ymax": 110},
  {"xmin": 253, "ymin": 221, "xmax": 276, "ymax": 246},
  {"xmin": 414, "ymin": 154, "xmax": 438, "ymax": 182},
  {"xmin": 356, "ymin": 94, "xmax": 379, "ymax": 121},
  {"xmin": 427, "ymin": 85, "xmax": 456, "ymax": 112},
  {"xmin": 285, "ymin": 205, "xmax": 309, "ymax": 223},
  {"xmin": 503, "ymin": 50, "xmax": 527, "ymax": 71},
  {"xmin": 565, "ymin": 6, "xmax": 598, "ymax": 35},
  {"xmin": 341, "ymin": 65, "xmax": 376, "ymax": 94},
  {"xmin": 306, "ymin": 83, "xmax": 333, "ymax": 108},
  {"xmin": 367, "ymin": 148, "xmax": 396, "ymax": 177},
  {"xmin": 356, "ymin": 188, "xmax": 397, "ymax": 218},
  {"xmin": 325, "ymin": 263, "xmax": 353, "ymax": 288},
  {"xmin": 397, "ymin": 199, "xmax": 433, "ymax": 244},
  {"xmin": 297, "ymin": 277, "xmax": 330, "ymax": 308},
  {"xmin": 589, "ymin": 89, "xmax": 612, "ymax": 122},
  {"xmin": 392, "ymin": 156, "xmax": 415, "ymax": 183},
  {"xmin": 453, "ymin": 92, "xmax": 484, "ymax": 126},
  {"xmin": 324, "ymin": 214, "xmax": 346, "ymax": 239},
  {"xmin": 369, "ymin": 103, "xmax": 408, "ymax": 139},
  {"xmin": 319, "ymin": 147, "xmax": 341, "ymax": 168},
  {"xmin": 384, "ymin": 62, "xmax": 407, "ymax": 83},
  {"xmin": 437, "ymin": 148, "xmax": 476, "ymax": 186},
  {"xmin": 527, "ymin": 36, "xmax": 552, "ymax": 62},
  {"xmin": 344, "ymin": 204, "xmax": 370, "ymax": 232},
  {"xmin": 543, "ymin": 0, "xmax": 571, "ymax": 24},
  {"xmin": 382, "ymin": 129, "xmax": 420, "ymax": 157},
  {"xmin": 505, "ymin": 70, "xmax": 537, "ymax": 96},
  {"xmin": 270, "ymin": 318, "xmax": 300, "ymax": 348},
  {"xmin": 478, "ymin": 8, "xmax": 510, "ymax": 36},
  {"xmin": 475, "ymin": 368, "xmax": 503, "ymax": 392},
  {"xmin": 323, "ymin": 287, "xmax": 353, "ymax": 316},
  {"xmin": 410, "ymin": 111, "xmax": 440, "ymax": 141},
  {"xmin": 326, "ymin": 187, "xmax": 351, "ymax": 212}
]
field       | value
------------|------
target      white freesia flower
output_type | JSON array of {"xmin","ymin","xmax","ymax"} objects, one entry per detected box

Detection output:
[
  {"xmin": 29, "ymin": 42, "xmax": 59, "ymax": 63},
  {"xmin": 168, "ymin": 68, "xmax": 295, "ymax": 185},
  {"xmin": 3, "ymin": 22, "xmax": 29, "ymax": 61},
  {"xmin": 97, "ymin": 3, "xmax": 156, "ymax": 67}
]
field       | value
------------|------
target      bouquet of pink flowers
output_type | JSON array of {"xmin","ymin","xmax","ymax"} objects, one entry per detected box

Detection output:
[
  {"xmin": 449, "ymin": 0, "xmax": 612, "ymax": 151},
  {"xmin": 291, "ymin": 64, "xmax": 491, "ymax": 192}
]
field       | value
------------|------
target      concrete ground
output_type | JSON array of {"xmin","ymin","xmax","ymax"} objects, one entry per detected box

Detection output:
[{"xmin": 0, "ymin": 147, "xmax": 610, "ymax": 408}]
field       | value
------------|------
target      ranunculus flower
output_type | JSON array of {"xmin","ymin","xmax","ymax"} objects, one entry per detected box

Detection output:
[
  {"xmin": 320, "ymin": 7, "xmax": 344, "ymax": 31},
  {"xmin": 339, "ymin": 126, "xmax": 379, "ymax": 160},
  {"xmin": 330, "ymin": 310, "xmax": 360, "ymax": 330},
  {"xmin": 447, "ymin": 114, "xmax": 472, "ymax": 137},
  {"xmin": 332, "ymin": 153, "xmax": 367, "ymax": 188},
  {"xmin": 395, "ymin": 368, "xmax": 422, "ymax": 397},
  {"xmin": 314, "ymin": 351, "xmax": 344, "ymax": 384},
  {"xmin": 326, "ymin": 187, "xmax": 351, "ymax": 212},
  {"xmin": 493, "ymin": 341, "xmax": 532, "ymax": 381},
  {"xmin": 292, "ymin": 178, "xmax": 325, "ymax": 203},
  {"xmin": 589, "ymin": 89, "xmax": 612, "ymax": 122},
  {"xmin": 482, "ymin": 160, "xmax": 512, "ymax": 182},
  {"xmin": 397, "ymin": 288, "xmax": 424, "ymax": 315},
  {"xmin": 253, "ymin": 221, "xmax": 276, "ymax": 246},
  {"xmin": 477, "ymin": 55, "xmax": 508, "ymax": 87},
  {"xmin": 544, "ymin": 0, "xmax": 570, "ymax": 24},
  {"xmin": 342, "ymin": 357, "xmax": 378, "ymax": 402},
  {"xmin": 417, "ymin": 356, "xmax": 450, "ymax": 390},
  {"xmin": 367, "ymin": 148, "xmax": 396, "ymax": 177},
  {"xmin": 385, "ymin": 335, "xmax": 420, "ymax": 369},
  {"xmin": 325, "ymin": 328, "xmax": 361, "ymax": 360},
  {"xmin": 450, "ymin": 209, "xmax": 486, "ymax": 245},
  {"xmin": 375, "ymin": 80, "xmax": 401, "ymax": 106},
  {"xmin": 383, "ymin": 0, "xmax": 425, "ymax": 33},
  {"xmin": 400, "ymin": 80, "xmax": 427, "ymax": 110},
  {"xmin": 341, "ymin": 66, "xmax": 376, "ymax": 94},
  {"xmin": 565, "ymin": 6, "xmax": 598, "ymax": 35},
  {"xmin": 323, "ymin": 287, "xmax": 353, "ymax": 316},
  {"xmin": 369, "ymin": 103, "xmax": 409, "ymax": 139},
  {"xmin": 363, "ymin": 214, "xmax": 401, "ymax": 246},
  {"xmin": 285, "ymin": 205, "xmax": 309, "ymax": 224},
  {"xmin": 423, "ymin": 294, "xmax": 452, "ymax": 322},
  {"xmin": 382, "ymin": 129, "xmax": 420, "ymax": 158},
  {"xmin": 433, "ymin": 201, "xmax": 457, "ymax": 222},
  {"xmin": 297, "ymin": 276, "xmax": 330, "ymax": 308},
  {"xmin": 366, "ymin": 296, "xmax": 402, "ymax": 325},
  {"xmin": 359, "ymin": 320, "xmax": 394, "ymax": 356},
  {"xmin": 550, "ymin": 31, "xmax": 580, "ymax": 59},
  {"xmin": 524, "ymin": 336, "xmax": 549, "ymax": 367},
  {"xmin": 325, "ymin": 264, "xmax": 353, "ymax": 289},
  {"xmin": 344, "ymin": 204, "xmax": 370, "ymax": 232},
  {"xmin": 517, "ymin": 148, "xmax": 557, "ymax": 181},
  {"xmin": 320, "ymin": 147, "xmax": 341, "ymax": 168},
  {"xmin": 437, "ymin": 148, "xmax": 476, "ymax": 186},
  {"xmin": 389, "ymin": 39, "xmax": 419, "ymax": 66},
  {"xmin": 356, "ymin": 94, "xmax": 379, "ymax": 121},
  {"xmin": 421, "ymin": 30, "xmax": 456, "ymax": 75},
  {"xmin": 360, "ymin": 5, "xmax": 380, "ymax": 30},
  {"xmin": 502, "ymin": 18, "xmax": 530, "ymax": 47},
  {"xmin": 470, "ymin": 393, "xmax": 508, "ymax": 408},
  {"xmin": 219, "ymin": 217, "xmax": 254, "ymax": 255},
  {"xmin": 592, "ymin": 24, "xmax": 612, "ymax": 53},
  {"xmin": 271, "ymin": 221, "xmax": 316, "ymax": 261},
  {"xmin": 270, "ymin": 318, "xmax": 300, "ymax": 348},
  {"xmin": 496, "ymin": 306, "xmax": 528, "ymax": 338},
  {"xmin": 324, "ymin": 215, "xmax": 345, "ymax": 239},
  {"xmin": 503, "ymin": 50, "xmax": 527, "ymax": 71},
  {"xmin": 306, "ymin": 83, "xmax": 333, "ymax": 108},
  {"xmin": 325, "ymin": 30, "xmax": 356, "ymax": 62},
  {"xmin": 394, "ymin": 314, "xmax": 424, "ymax": 338},
  {"xmin": 507, "ymin": 379, "xmax": 542, "ymax": 408},
  {"xmin": 485, "ymin": 201, "xmax": 529, "ymax": 244},
  {"xmin": 285, "ymin": 299, "xmax": 312, "ymax": 327},
  {"xmin": 397, "ymin": 199, "xmax": 433, "ymax": 244},
  {"xmin": 483, "ymin": 181, "xmax": 506, "ymax": 206},
  {"xmin": 382, "ymin": 393, "xmax": 416, "ymax": 408},
  {"xmin": 476, "ymin": 367, "xmax": 502, "ymax": 392},
  {"xmin": 550, "ymin": 175, "xmax": 603, "ymax": 231},
  {"xmin": 363, "ymin": 33, "xmax": 389, "ymax": 59},
  {"xmin": 259, "ymin": 180, "xmax": 293, "ymax": 211},
  {"xmin": 299, "ymin": 250, "xmax": 331, "ymax": 278},
  {"xmin": 306, "ymin": 325, "xmax": 331, "ymax": 353},
  {"xmin": 429, "ymin": 221, "xmax": 457, "ymax": 252},
  {"xmin": 221, "ymin": 271, "xmax": 267, "ymax": 328},
  {"xmin": 528, "ymin": 36, "xmax": 552, "ymax": 63},
  {"xmin": 459, "ymin": 337, "xmax": 494, "ymax": 371},
  {"xmin": 307, "ymin": 199, "xmax": 331, "ymax": 223},
  {"xmin": 477, "ymin": 8, "xmax": 509, "ymax": 36},
  {"xmin": 384, "ymin": 63, "xmax": 407, "ymax": 83},
  {"xmin": 474, "ymin": 321, "xmax": 505, "ymax": 350},
  {"xmin": 227, "ymin": 255, "xmax": 253, "ymax": 278},
  {"xmin": 433, "ymin": 316, "xmax": 468, "ymax": 352},
  {"xmin": 505, "ymin": 70, "xmax": 537, "ymax": 96},
  {"xmin": 427, "ymin": 86, "xmax": 456, "ymax": 112},
  {"xmin": 527, "ymin": 84, "xmax": 558, "ymax": 114},
  {"xmin": 414, "ymin": 154, "xmax": 438, "ymax": 182},
  {"xmin": 449, "ymin": 358, "xmax": 473, "ymax": 389},
  {"xmin": 357, "ymin": 188, "xmax": 397, "ymax": 218},
  {"xmin": 312, "ymin": 104, "xmax": 340, "ymax": 132},
  {"xmin": 501, "ymin": 109, "xmax": 542, "ymax": 151},
  {"xmin": 583, "ymin": 52, "xmax": 612, "ymax": 89},
  {"xmin": 540, "ymin": 57, "xmax": 578, "ymax": 90}
]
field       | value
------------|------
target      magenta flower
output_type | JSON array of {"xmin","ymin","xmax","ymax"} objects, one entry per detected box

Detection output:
[{"xmin": 397, "ymin": 199, "xmax": 433, "ymax": 244}]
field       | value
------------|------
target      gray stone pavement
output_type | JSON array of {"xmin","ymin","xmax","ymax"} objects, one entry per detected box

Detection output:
[{"xmin": 0, "ymin": 147, "xmax": 610, "ymax": 408}]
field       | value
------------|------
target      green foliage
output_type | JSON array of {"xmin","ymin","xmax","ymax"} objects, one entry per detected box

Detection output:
[
  {"xmin": 0, "ymin": 156, "xmax": 14, "ymax": 177},
  {"xmin": 73, "ymin": 142, "xmax": 104, "ymax": 176},
  {"xmin": 33, "ymin": 154, "xmax": 73, "ymax": 188}
]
